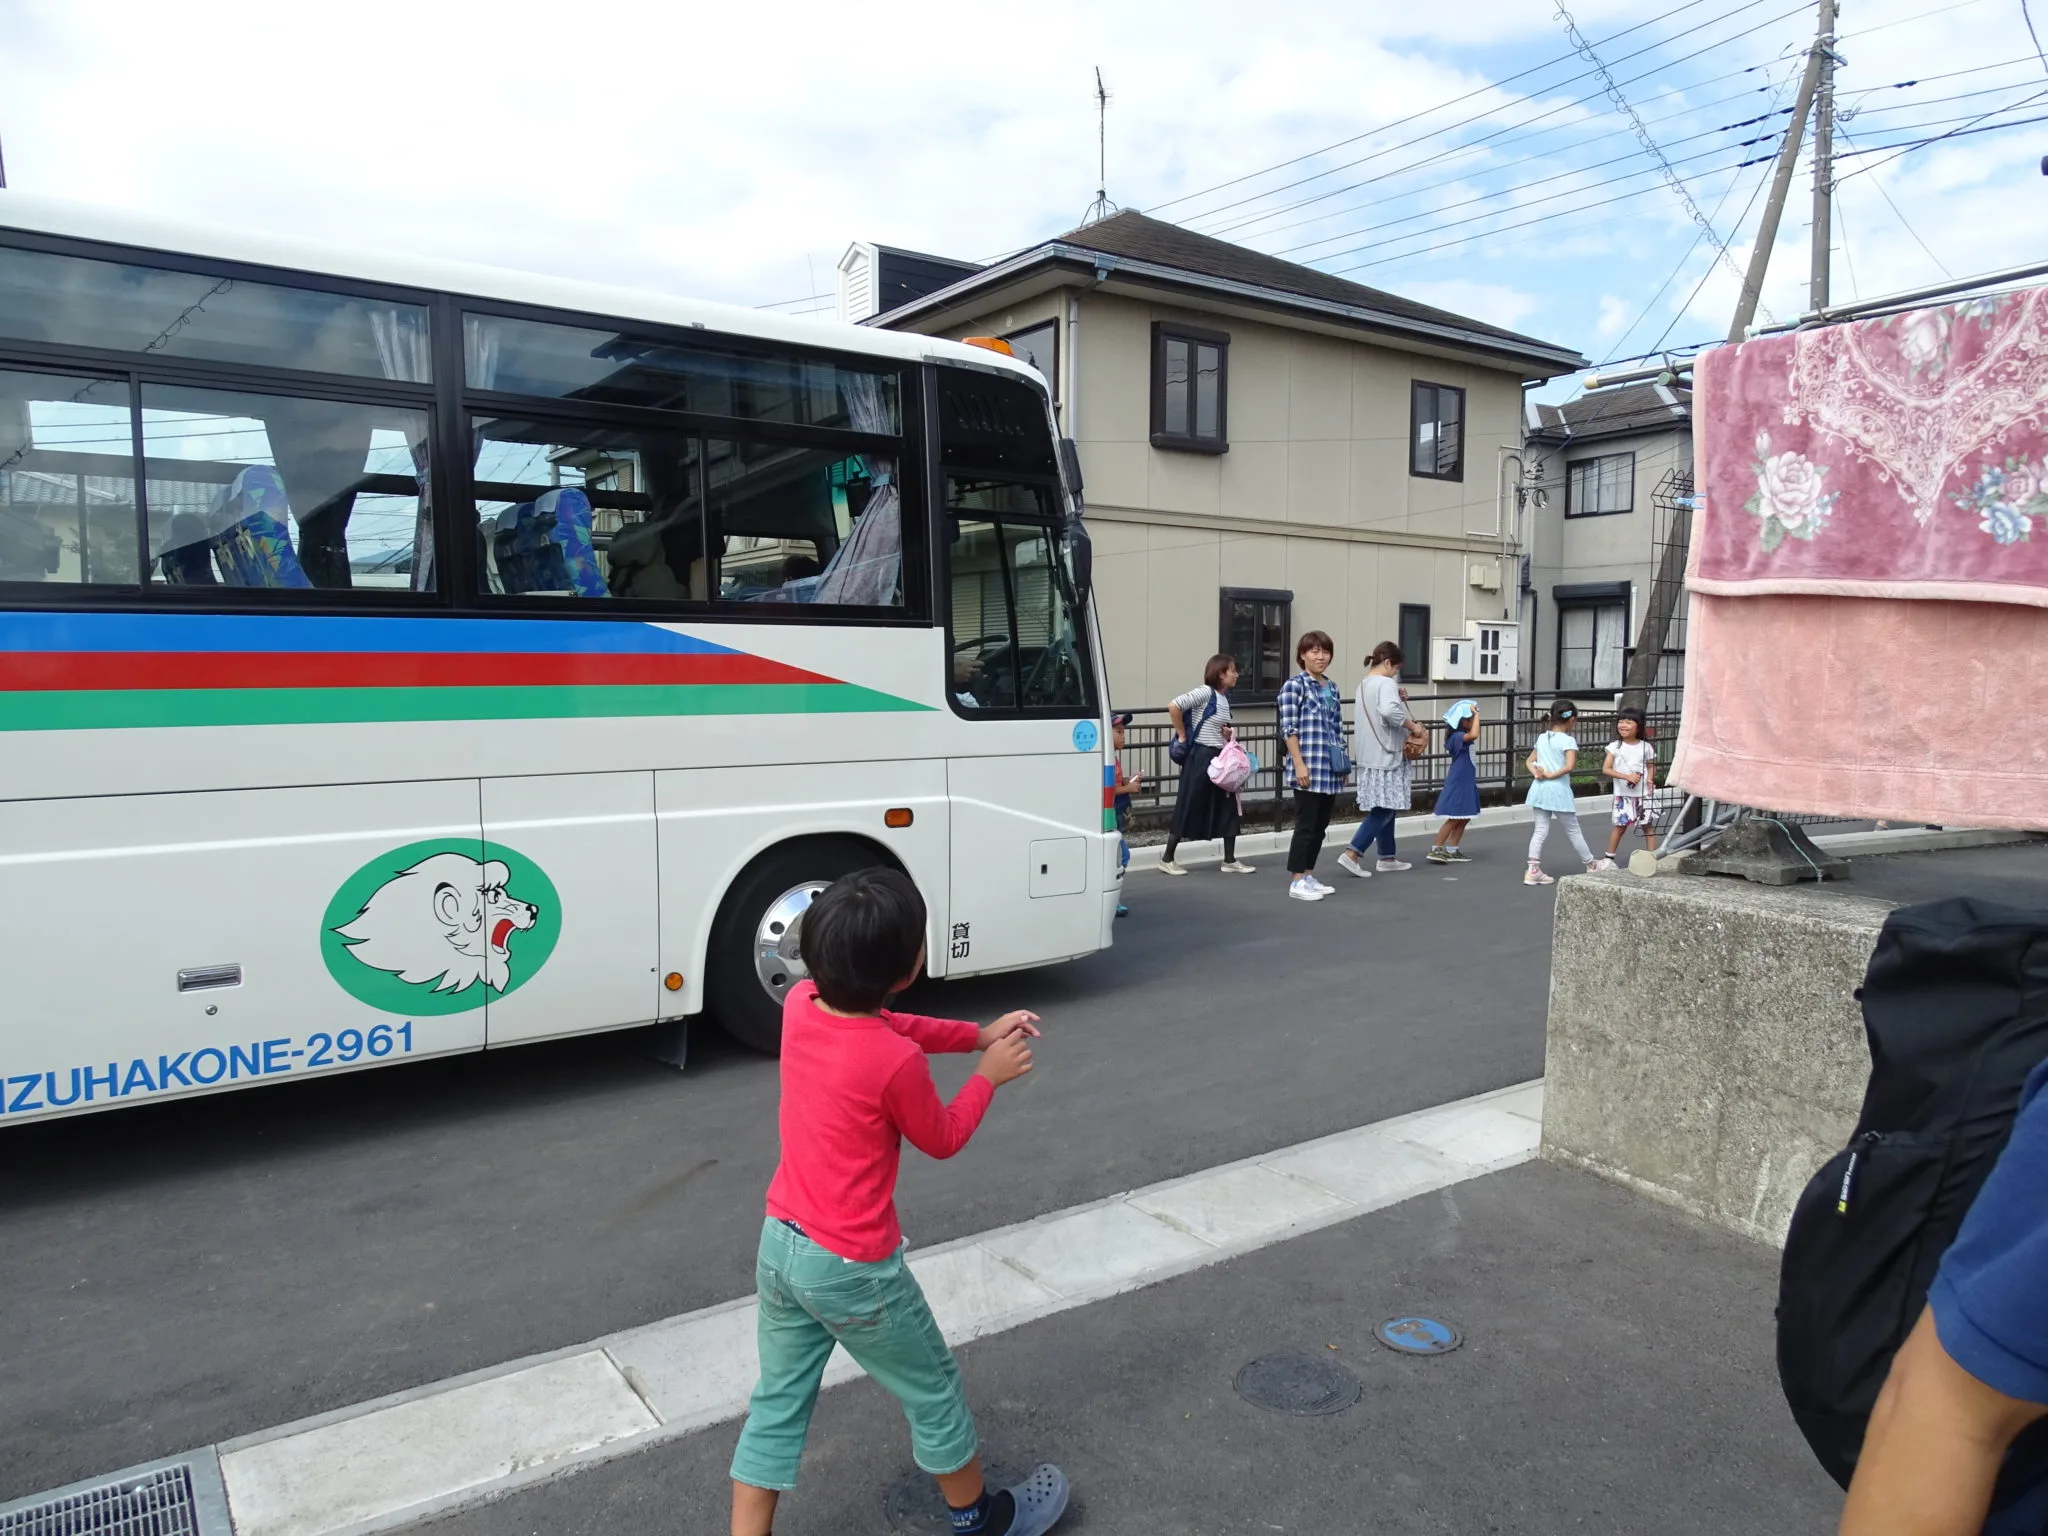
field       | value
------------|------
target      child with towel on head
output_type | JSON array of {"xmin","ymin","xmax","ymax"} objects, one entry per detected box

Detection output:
[{"xmin": 1427, "ymin": 699, "xmax": 1482, "ymax": 864}]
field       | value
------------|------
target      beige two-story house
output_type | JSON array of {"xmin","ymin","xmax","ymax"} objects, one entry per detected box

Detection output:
[
  {"xmin": 1523, "ymin": 382, "xmax": 1694, "ymax": 701},
  {"xmin": 846, "ymin": 212, "xmax": 1585, "ymax": 710}
]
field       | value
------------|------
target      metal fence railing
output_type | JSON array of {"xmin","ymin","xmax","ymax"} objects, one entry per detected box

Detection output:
[{"xmin": 1113, "ymin": 688, "xmax": 1690, "ymax": 835}]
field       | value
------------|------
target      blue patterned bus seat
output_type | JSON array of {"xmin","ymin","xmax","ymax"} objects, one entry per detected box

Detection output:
[
  {"xmin": 493, "ymin": 487, "xmax": 606, "ymax": 598},
  {"xmin": 209, "ymin": 466, "xmax": 311, "ymax": 588}
]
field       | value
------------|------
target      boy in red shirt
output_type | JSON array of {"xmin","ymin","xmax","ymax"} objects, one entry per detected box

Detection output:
[{"xmin": 729, "ymin": 867, "xmax": 1071, "ymax": 1536}]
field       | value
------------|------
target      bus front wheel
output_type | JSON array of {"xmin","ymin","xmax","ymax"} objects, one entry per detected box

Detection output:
[{"xmin": 706, "ymin": 838, "xmax": 886, "ymax": 1055}]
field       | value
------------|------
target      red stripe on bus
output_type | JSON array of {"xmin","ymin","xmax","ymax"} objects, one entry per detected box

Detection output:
[{"xmin": 0, "ymin": 651, "xmax": 839, "ymax": 692}]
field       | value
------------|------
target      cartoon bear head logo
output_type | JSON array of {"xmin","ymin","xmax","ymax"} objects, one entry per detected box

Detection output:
[{"xmin": 333, "ymin": 852, "xmax": 540, "ymax": 996}]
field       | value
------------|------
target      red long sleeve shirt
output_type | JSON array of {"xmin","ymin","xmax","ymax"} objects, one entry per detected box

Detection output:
[{"xmin": 763, "ymin": 981, "xmax": 994, "ymax": 1262}]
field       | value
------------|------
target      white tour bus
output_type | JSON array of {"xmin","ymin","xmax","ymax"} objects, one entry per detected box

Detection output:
[{"xmin": 0, "ymin": 193, "xmax": 1117, "ymax": 1127}]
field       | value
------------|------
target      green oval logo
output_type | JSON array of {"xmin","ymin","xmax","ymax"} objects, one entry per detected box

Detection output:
[{"xmin": 320, "ymin": 839, "xmax": 561, "ymax": 1015}]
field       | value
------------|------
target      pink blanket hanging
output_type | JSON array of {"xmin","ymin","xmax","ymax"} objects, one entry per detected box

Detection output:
[
  {"xmin": 1674, "ymin": 285, "xmax": 2048, "ymax": 828},
  {"xmin": 1691, "ymin": 285, "xmax": 2048, "ymax": 607}
]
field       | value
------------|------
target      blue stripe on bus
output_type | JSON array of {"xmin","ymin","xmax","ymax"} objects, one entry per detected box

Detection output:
[{"xmin": 0, "ymin": 612, "xmax": 741, "ymax": 657}]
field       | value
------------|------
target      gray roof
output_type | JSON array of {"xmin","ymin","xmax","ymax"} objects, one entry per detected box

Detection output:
[
  {"xmin": 866, "ymin": 209, "xmax": 1585, "ymax": 375},
  {"xmin": 1529, "ymin": 382, "xmax": 1691, "ymax": 442}
]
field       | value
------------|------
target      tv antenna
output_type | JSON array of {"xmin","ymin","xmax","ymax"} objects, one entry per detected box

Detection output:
[{"xmin": 1081, "ymin": 68, "xmax": 1119, "ymax": 224}]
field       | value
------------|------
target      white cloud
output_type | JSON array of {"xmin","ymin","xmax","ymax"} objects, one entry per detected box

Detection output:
[
  {"xmin": 1400, "ymin": 279, "xmax": 1543, "ymax": 331},
  {"xmin": 1594, "ymin": 294, "xmax": 1632, "ymax": 340}
]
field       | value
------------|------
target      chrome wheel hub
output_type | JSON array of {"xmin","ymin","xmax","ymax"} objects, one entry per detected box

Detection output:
[{"xmin": 754, "ymin": 882, "xmax": 829, "ymax": 1004}]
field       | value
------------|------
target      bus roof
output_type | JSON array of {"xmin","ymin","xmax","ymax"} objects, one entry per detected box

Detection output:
[{"xmin": 0, "ymin": 190, "xmax": 1040, "ymax": 384}]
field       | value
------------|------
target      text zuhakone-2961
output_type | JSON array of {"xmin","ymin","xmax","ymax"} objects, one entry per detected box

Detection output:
[{"xmin": 2, "ymin": 1022, "xmax": 415, "ymax": 1116}]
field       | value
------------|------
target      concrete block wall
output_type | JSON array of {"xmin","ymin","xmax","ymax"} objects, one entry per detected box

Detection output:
[{"xmin": 1541, "ymin": 873, "xmax": 1892, "ymax": 1247}]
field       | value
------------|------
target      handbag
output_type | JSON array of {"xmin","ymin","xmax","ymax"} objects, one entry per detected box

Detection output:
[
  {"xmin": 1358, "ymin": 678, "xmax": 1425, "ymax": 764},
  {"xmin": 1168, "ymin": 688, "xmax": 1221, "ymax": 766},
  {"xmin": 1322, "ymin": 680, "xmax": 1353, "ymax": 779}
]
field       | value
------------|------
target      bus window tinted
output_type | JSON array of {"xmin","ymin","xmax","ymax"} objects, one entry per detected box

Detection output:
[
  {"xmin": 143, "ymin": 384, "xmax": 432, "ymax": 591},
  {"xmin": 949, "ymin": 519, "xmax": 1016, "ymax": 711},
  {"xmin": 0, "ymin": 246, "xmax": 431, "ymax": 382},
  {"xmin": 707, "ymin": 439, "xmax": 899, "ymax": 609},
  {"xmin": 464, "ymin": 314, "xmax": 899, "ymax": 433},
  {"xmin": 0, "ymin": 368, "xmax": 140, "ymax": 584},
  {"xmin": 936, "ymin": 368, "xmax": 1057, "ymax": 477},
  {"xmin": 472, "ymin": 416, "xmax": 706, "ymax": 601}
]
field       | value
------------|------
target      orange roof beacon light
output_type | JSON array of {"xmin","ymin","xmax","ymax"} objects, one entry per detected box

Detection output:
[{"xmin": 961, "ymin": 336, "xmax": 1015, "ymax": 357}]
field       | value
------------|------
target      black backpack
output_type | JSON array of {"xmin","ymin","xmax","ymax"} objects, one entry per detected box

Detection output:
[{"xmin": 1777, "ymin": 896, "xmax": 2048, "ymax": 1498}]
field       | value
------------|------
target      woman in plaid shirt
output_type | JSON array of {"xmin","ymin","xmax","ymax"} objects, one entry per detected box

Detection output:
[{"xmin": 1278, "ymin": 630, "xmax": 1347, "ymax": 903}]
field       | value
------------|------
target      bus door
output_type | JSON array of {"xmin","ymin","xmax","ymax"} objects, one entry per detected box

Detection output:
[{"xmin": 478, "ymin": 770, "xmax": 660, "ymax": 1046}]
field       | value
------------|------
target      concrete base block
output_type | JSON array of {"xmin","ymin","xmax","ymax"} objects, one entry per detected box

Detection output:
[{"xmin": 1540, "ymin": 873, "xmax": 1890, "ymax": 1247}]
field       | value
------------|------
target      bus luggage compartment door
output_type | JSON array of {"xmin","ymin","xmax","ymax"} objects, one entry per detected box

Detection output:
[
  {"xmin": 0, "ymin": 779, "xmax": 488, "ymax": 1123},
  {"xmin": 480, "ymin": 771, "xmax": 659, "ymax": 1046}
]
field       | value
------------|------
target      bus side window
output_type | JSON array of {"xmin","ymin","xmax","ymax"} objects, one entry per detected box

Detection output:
[
  {"xmin": 470, "ymin": 416, "xmax": 705, "ymax": 601},
  {"xmin": 705, "ymin": 439, "xmax": 901, "ymax": 611},
  {"xmin": 142, "ymin": 385, "xmax": 433, "ymax": 592},
  {"xmin": 0, "ymin": 368, "xmax": 140, "ymax": 585}
]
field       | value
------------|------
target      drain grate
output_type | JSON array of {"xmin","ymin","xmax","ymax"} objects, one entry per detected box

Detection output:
[
  {"xmin": 1232, "ymin": 1352, "xmax": 1361, "ymax": 1416},
  {"xmin": 0, "ymin": 1466, "xmax": 199, "ymax": 1536},
  {"xmin": 883, "ymin": 1459, "xmax": 1028, "ymax": 1533}
]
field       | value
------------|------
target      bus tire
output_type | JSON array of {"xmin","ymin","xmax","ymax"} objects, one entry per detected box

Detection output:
[{"xmin": 706, "ymin": 837, "xmax": 893, "ymax": 1055}]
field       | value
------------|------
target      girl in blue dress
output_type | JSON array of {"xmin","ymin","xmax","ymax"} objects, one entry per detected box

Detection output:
[{"xmin": 1428, "ymin": 700, "xmax": 1483, "ymax": 864}]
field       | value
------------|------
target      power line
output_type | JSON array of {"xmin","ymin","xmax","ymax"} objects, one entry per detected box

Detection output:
[
  {"xmin": 1835, "ymin": 126, "xmax": 1952, "ymax": 275},
  {"xmin": 2022, "ymin": 0, "xmax": 2048, "ymax": 77},
  {"xmin": 1834, "ymin": 90, "xmax": 2048, "ymax": 177},
  {"xmin": 1250, "ymin": 68, "xmax": 1798, "ymax": 251},
  {"xmin": 1178, "ymin": 0, "xmax": 1797, "ymax": 230},
  {"xmin": 1593, "ymin": 55, "xmax": 1804, "ymax": 364},
  {"xmin": 1195, "ymin": 0, "xmax": 1813, "ymax": 242},
  {"xmin": 1646, "ymin": 153, "xmax": 1781, "ymax": 354},
  {"xmin": 1143, "ymin": 0, "xmax": 1741, "ymax": 218},
  {"xmin": 1551, "ymin": 0, "xmax": 1754, "ymax": 295}
]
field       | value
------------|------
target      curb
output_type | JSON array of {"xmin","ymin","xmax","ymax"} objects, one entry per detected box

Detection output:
[{"xmin": 1125, "ymin": 795, "xmax": 1612, "ymax": 872}]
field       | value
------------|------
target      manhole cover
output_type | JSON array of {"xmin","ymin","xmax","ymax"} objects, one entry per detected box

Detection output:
[
  {"xmin": 1232, "ymin": 1352, "xmax": 1361, "ymax": 1416},
  {"xmin": 1375, "ymin": 1316, "xmax": 1463, "ymax": 1355},
  {"xmin": 884, "ymin": 1460, "xmax": 1030, "ymax": 1533}
]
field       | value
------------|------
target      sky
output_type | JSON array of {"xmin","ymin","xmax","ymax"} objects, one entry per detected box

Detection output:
[{"xmin": 3, "ymin": 0, "xmax": 2044, "ymax": 402}]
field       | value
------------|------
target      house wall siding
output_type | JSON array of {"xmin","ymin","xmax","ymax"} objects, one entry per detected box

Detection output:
[{"xmin": 936, "ymin": 287, "xmax": 1539, "ymax": 709}]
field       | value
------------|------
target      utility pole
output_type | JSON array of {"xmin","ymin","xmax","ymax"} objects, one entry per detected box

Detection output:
[
  {"xmin": 1614, "ymin": 0, "xmax": 1836, "ymax": 718},
  {"xmin": 1727, "ymin": 0, "xmax": 1832, "ymax": 341},
  {"xmin": 1809, "ymin": 0, "xmax": 1839, "ymax": 311}
]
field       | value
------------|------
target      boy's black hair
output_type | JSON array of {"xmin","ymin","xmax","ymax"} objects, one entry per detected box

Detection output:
[{"xmin": 801, "ymin": 867, "xmax": 927, "ymax": 1013}]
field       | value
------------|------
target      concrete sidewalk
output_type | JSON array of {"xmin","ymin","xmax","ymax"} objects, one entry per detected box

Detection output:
[{"xmin": 431, "ymin": 1157, "xmax": 1844, "ymax": 1535}]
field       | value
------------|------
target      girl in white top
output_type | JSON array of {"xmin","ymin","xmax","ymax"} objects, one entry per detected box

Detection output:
[{"xmin": 1601, "ymin": 707, "xmax": 1661, "ymax": 860}]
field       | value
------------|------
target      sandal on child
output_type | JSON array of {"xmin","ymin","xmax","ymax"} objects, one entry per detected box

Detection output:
[{"xmin": 1002, "ymin": 1463, "xmax": 1072, "ymax": 1535}]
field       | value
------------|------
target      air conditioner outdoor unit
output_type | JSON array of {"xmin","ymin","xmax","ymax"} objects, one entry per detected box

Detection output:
[
  {"xmin": 1468, "ymin": 620, "xmax": 1521, "ymax": 683},
  {"xmin": 1468, "ymin": 561, "xmax": 1501, "ymax": 592},
  {"xmin": 1431, "ymin": 635, "xmax": 1474, "ymax": 681}
]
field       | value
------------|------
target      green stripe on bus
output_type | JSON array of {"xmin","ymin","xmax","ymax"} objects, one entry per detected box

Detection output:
[{"xmin": 0, "ymin": 682, "xmax": 929, "ymax": 731}]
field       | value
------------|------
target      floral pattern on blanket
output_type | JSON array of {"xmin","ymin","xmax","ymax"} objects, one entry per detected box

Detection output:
[{"xmin": 1695, "ymin": 284, "xmax": 2048, "ymax": 602}]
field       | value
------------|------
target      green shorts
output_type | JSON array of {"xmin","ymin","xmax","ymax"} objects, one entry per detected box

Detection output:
[{"xmin": 729, "ymin": 1217, "xmax": 978, "ymax": 1491}]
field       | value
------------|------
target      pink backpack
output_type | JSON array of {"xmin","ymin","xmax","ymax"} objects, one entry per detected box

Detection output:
[{"xmin": 1207, "ymin": 738, "xmax": 1254, "ymax": 793}]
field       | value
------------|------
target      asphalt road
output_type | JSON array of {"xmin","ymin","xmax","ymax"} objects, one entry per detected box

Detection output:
[
  {"xmin": 427, "ymin": 1159, "xmax": 1848, "ymax": 1536},
  {"xmin": 0, "ymin": 814, "xmax": 1575, "ymax": 1498}
]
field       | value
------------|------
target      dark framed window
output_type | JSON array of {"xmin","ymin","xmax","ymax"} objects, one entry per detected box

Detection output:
[
  {"xmin": 1555, "ymin": 581, "xmax": 1630, "ymax": 693},
  {"xmin": 1397, "ymin": 604, "xmax": 1430, "ymax": 682},
  {"xmin": 1410, "ymin": 381, "xmax": 1465, "ymax": 480},
  {"xmin": 1003, "ymin": 321, "xmax": 1057, "ymax": 405},
  {"xmin": 1566, "ymin": 452, "xmax": 1634, "ymax": 516},
  {"xmin": 1151, "ymin": 323, "xmax": 1228, "ymax": 453},
  {"xmin": 1220, "ymin": 587, "xmax": 1290, "ymax": 699}
]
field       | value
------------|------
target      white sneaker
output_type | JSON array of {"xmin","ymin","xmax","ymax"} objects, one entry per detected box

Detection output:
[
  {"xmin": 1590, "ymin": 857, "xmax": 1618, "ymax": 872},
  {"xmin": 1220, "ymin": 860, "xmax": 1256, "ymax": 874},
  {"xmin": 1288, "ymin": 877, "xmax": 1325, "ymax": 902},
  {"xmin": 1375, "ymin": 858, "xmax": 1412, "ymax": 873},
  {"xmin": 1335, "ymin": 850, "xmax": 1373, "ymax": 879},
  {"xmin": 1307, "ymin": 874, "xmax": 1335, "ymax": 894},
  {"xmin": 1159, "ymin": 860, "xmax": 1189, "ymax": 876},
  {"xmin": 1524, "ymin": 865, "xmax": 1556, "ymax": 886}
]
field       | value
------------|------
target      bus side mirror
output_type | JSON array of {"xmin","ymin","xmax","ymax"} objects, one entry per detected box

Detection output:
[
  {"xmin": 1066, "ymin": 523, "xmax": 1093, "ymax": 607},
  {"xmin": 1059, "ymin": 437, "xmax": 1085, "ymax": 499}
]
